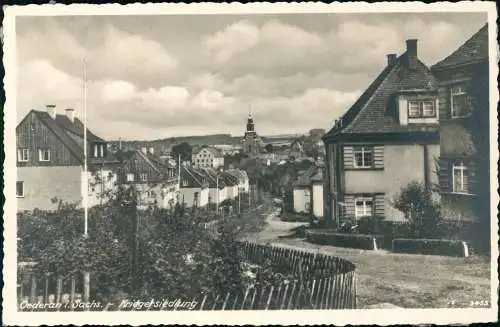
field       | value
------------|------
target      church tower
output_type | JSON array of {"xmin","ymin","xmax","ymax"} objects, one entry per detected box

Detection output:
[{"xmin": 242, "ymin": 111, "xmax": 260, "ymax": 158}]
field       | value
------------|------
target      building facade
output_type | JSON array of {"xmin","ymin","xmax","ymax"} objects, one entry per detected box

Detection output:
[
  {"xmin": 192, "ymin": 146, "xmax": 224, "ymax": 169},
  {"xmin": 16, "ymin": 105, "xmax": 119, "ymax": 211},
  {"xmin": 117, "ymin": 148, "xmax": 179, "ymax": 209},
  {"xmin": 323, "ymin": 39, "xmax": 440, "ymax": 227},
  {"xmin": 241, "ymin": 114, "xmax": 261, "ymax": 157},
  {"xmin": 179, "ymin": 165, "xmax": 210, "ymax": 208},
  {"xmin": 431, "ymin": 24, "xmax": 489, "ymax": 224}
]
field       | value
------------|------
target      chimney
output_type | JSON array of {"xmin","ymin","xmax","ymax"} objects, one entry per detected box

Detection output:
[
  {"xmin": 406, "ymin": 39, "xmax": 418, "ymax": 69},
  {"xmin": 148, "ymin": 147, "xmax": 154, "ymax": 155},
  {"xmin": 140, "ymin": 147, "xmax": 147, "ymax": 154},
  {"xmin": 65, "ymin": 108, "xmax": 75, "ymax": 123},
  {"xmin": 387, "ymin": 53, "xmax": 397, "ymax": 66},
  {"xmin": 46, "ymin": 104, "xmax": 56, "ymax": 119}
]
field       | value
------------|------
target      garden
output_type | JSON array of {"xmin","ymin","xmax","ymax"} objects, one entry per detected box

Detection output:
[{"xmin": 17, "ymin": 185, "xmax": 357, "ymax": 310}]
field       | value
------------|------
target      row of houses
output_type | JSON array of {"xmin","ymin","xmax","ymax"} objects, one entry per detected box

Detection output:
[
  {"xmin": 15, "ymin": 107, "xmax": 249, "ymax": 211},
  {"xmin": 318, "ymin": 24, "xmax": 490, "ymax": 226}
]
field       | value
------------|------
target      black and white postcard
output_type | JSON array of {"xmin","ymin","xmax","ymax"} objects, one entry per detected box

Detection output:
[{"xmin": 2, "ymin": 2, "xmax": 498, "ymax": 325}]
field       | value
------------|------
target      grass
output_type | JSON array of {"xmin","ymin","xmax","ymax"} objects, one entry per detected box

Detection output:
[{"xmin": 242, "ymin": 211, "xmax": 492, "ymax": 309}]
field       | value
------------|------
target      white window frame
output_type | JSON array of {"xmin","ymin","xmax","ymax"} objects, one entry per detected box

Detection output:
[
  {"xmin": 17, "ymin": 148, "xmax": 29, "ymax": 162},
  {"xmin": 38, "ymin": 149, "xmax": 50, "ymax": 162},
  {"xmin": 182, "ymin": 179, "xmax": 189, "ymax": 187},
  {"xmin": 140, "ymin": 173, "xmax": 147, "ymax": 182},
  {"xmin": 126, "ymin": 173, "xmax": 135, "ymax": 182},
  {"xmin": 408, "ymin": 100, "xmax": 436, "ymax": 118},
  {"xmin": 452, "ymin": 161, "xmax": 469, "ymax": 194},
  {"xmin": 16, "ymin": 181, "xmax": 24, "ymax": 198},
  {"xmin": 450, "ymin": 85, "xmax": 468, "ymax": 118},
  {"xmin": 353, "ymin": 146, "xmax": 373, "ymax": 168},
  {"xmin": 354, "ymin": 197, "xmax": 374, "ymax": 219}
]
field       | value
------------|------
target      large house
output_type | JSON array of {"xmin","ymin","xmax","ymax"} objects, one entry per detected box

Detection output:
[
  {"xmin": 192, "ymin": 146, "xmax": 224, "ymax": 169},
  {"xmin": 116, "ymin": 147, "xmax": 179, "ymax": 209},
  {"xmin": 323, "ymin": 39, "xmax": 440, "ymax": 227},
  {"xmin": 179, "ymin": 165, "xmax": 209, "ymax": 208},
  {"xmin": 16, "ymin": 105, "xmax": 119, "ymax": 211},
  {"xmin": 431, "ymin": 24, "xmax": 489, "ymax": 224}
]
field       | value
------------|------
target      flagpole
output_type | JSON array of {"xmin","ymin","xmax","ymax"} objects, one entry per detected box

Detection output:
[
  {"xmin": 82, "ymin": 59, "xmax": 90, "ymax": 305},
  {"xmin": 83, "ymin": 59, "xmax": 88, "ymax": 237}
]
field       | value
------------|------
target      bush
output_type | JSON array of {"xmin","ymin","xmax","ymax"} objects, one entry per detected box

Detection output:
[
  {"xmin": 357, "ymin": 216, "xmax": 385, "ymax": 235},
  {"xmin": 306, "ymin": 229, "xmax": 382, "ymax": 250},
  {"xmin": 392, "ymin": 238, "xmax": 470, "ymax": 257},
  {"xmin": 394, "ymin": 182, "xmax": 441, "ymax": 238}
]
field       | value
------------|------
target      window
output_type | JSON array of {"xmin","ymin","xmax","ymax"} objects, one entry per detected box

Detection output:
[
  {"xmin": 182, "ymin": 179, "xmax": 189, "ymax": 187},
  {"xmin": 17, "ymin": 148, "xmax": 29, "ymax": 162},
  {"xmin": 140, "ymin": 173, "xmax": 147, "ymax": 182},
  {"xmin": 353, "ymin": 146, "xmax": 373, "ymax": 168},
  {"xmin": 38, "ymin": 149, "xmax": 50, "ymax": 162},
  {"xmin": 126, "ymin": 173, "xmax": 135, "ymax": 182},
  {"xmin": 93, "ymin": 144, "xmax": 105, "ymax": 158},
  {"xmin": 450, "ymin": 85, "xmax": 469, "ymax": 118},
  {"xmin": 408, "ymin": 100, "xmax": 436, "ymax": 118},
  {"xmin": 452, "ymin": 161, "xmax": 469, "ymax": 194},
  {"xmin": 16, "ymin": 181, "xmax": 24, "ymax": 198},
  {"xmin": 355, "ymin": 197, "xmax": 373, "ymax": 219}
]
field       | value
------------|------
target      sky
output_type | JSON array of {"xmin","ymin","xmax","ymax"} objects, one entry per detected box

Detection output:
[{"xmin": 16, "ymin": 12, "xmax": 487, "ymax": 140}]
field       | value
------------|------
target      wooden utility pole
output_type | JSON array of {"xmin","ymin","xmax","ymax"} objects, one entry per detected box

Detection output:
[
  {"xmin": 129, "ymin": 190, "xmax": 139, "ymax": 294},
  {"xmin": 82, "ymin": 58, "xmax": 90, "ymax": 305}
]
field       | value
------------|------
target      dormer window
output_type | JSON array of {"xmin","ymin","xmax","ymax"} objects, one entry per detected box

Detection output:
[
  {"xmin": 408, "ymin": 100, "xmax": 436, "ymax": 118},
  {"xmin": 93, "ymin": 143, "xmax": 106, "ymax": 158}
]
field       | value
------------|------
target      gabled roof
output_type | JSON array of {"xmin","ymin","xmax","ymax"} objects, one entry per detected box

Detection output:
[
  {"xmin": 324, "ymin": 52, "xmax": 438, "ymax": 138},
  {"xmin": 432, "ymin": 24, "xmax": 488, "ymax": 71},
  {"xmin": 221, "ymin": 171, "xmax": 238, "ymax": 186},
  {"xmin": 26, "ymin": 110, "xmax": 118, "ymax": 165},
  {"xmin": 181, "ymin": 165, "xmax": 206, "ymax": 187},
  {"xmin": 197, "ymin": 146, "xmax": 223, "ymax": 158},
  {"xmin": 200, "ymin": 168, "xmax": 226, "ymax": 188}
]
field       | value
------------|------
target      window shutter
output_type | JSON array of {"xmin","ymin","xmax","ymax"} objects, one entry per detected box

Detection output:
[
  {"xmin": 373, "ymin": 145, "xmax": 384, "ymax": 169},
  {"xmin": 374, "ymin": 194, "xmax": 385, "ymax": 217},
  {"xmin": 467, "ymin": 160, "xmax": 476, "ymax": 194},
  {"xmin": 342, "ymin": 195, "xmax": 355, "ymax": 220},
  {"xmin": 438, "ymin": 157, "xmax": 450, "ymax": 192},
  {"xmin": 343, "ymin": 145, "xmax": 354, "ymax": 168}
]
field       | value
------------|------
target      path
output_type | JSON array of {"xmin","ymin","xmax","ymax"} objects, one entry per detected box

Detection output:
[{"xmin": 242, "ymin": 210, "xmax": 491, "ymax": 309}]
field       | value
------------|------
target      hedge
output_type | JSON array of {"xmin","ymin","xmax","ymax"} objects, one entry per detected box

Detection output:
[
  {"xmin": 392, "ymin": 238, "xmax": 470, "ymax": 257},
  {"xmin": 306, "ymin": 229, "xmax": 382, "ymax": 250}
]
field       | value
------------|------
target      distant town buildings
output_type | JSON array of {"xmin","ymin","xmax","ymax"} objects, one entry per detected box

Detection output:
[{"xmin": 192, "ymin": 146, "xmax": 224, "ymax": 169}]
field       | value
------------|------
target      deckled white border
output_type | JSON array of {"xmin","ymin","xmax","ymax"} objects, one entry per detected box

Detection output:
[{"xmin": 2, "ymin": 2, "xmax": 498, "ymax": 326}]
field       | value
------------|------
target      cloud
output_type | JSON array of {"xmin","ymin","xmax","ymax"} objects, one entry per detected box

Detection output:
[
  {"xmin": 17, "ymin": 20, "xmax": 179, "ymax": 85},
  {"xmin": 204, "ymin": 20, "xmax": 260, "ymax": 62}
]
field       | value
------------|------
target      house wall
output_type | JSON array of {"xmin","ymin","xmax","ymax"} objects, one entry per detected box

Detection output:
[
  {"xmin": 312, "ymin": 183, "xmax": 324, "ymax": 218},
  {"xmin": 293, "ymin": 187, "xmax": 310, "ymax": 214},
  {"xmin": 344, "ymin": 143, "xmax": 439, "ymax": 202},
  {"xmin": 226, "ymin": 185, "xmax": 238, "ymax": 199},
  {"xmin": 433, "ymin": 62, "xmax": 489, "ymax": 223},
  {"xmin": 16, "ymin": 111, "xmax": 81, "ymax": 167},
  {"xmin": 17, "ymin": 166, "xmax": 82, "ymax": 211},
  {"xmin": 209, "ymin": 187, "xmax": 227, "ymax": 204},
  {"xmin": 180, "ymin": 187, "xmax": 209, "ymax": 207}
]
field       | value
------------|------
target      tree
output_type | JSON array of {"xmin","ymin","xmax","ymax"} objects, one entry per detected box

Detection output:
[
  {"xmin": 265, "ymin": 143, "xmax": 274, "ymax": 153},
  {"xmin": 171, "ymin": 142, "xmax": 193, "ymax": 162},
  {"xmin": 394, "ymin": 181, "xmax": 441, "ymax": 238}
]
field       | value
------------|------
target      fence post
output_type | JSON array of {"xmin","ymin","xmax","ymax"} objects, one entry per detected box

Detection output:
[
  {"xmin": 56, "ymin": 276, "xmax": 63, "ymax": 306},
  {"xmin": 70, "ymin": 276, "xmax": 76, "ymax": 311},
  {"xmin": 30, "ymin": 275, "xmax": 37, "ymax": 303},
  {"xmin": 44, "ymin": 274, "xmax": 50, "ymax": 304}
]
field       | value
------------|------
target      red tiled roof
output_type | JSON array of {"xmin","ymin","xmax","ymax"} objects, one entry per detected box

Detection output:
[
  {"xmin": 324, "ymin": 52, "xmax": 438, "ymax": 137},
  {"xmin": 432, "ymin": 24, "xmax": 488, "ymax": 70}
]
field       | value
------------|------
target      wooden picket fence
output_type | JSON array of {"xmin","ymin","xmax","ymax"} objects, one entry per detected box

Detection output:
[{"xmin": 17, "ymin": 241, "xmax": 357, "ymax": 311}]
